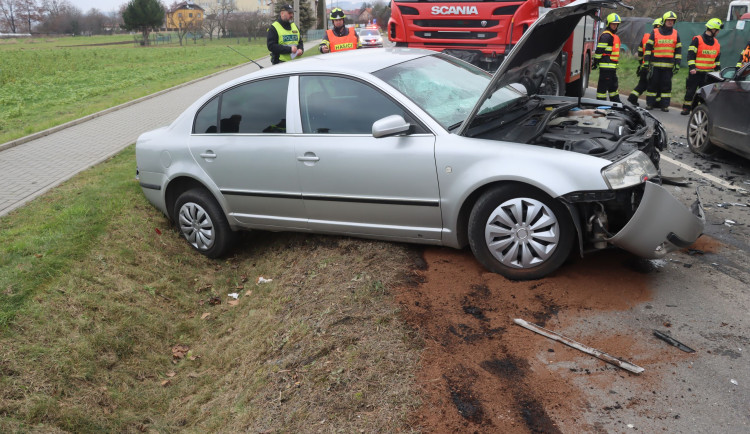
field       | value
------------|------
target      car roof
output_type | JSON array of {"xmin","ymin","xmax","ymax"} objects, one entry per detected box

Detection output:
[{"xmin": 265, "ymin": 48, "xmax": 432, "ymax": 76}]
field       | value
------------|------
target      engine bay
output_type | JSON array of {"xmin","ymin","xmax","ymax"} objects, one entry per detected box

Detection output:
[{"xmin": 469, "ymin": 98, "xmax": 666, "ymax": 166}]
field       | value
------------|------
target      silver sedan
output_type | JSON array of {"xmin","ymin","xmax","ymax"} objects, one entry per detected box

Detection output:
[{"xmin": 136, "ymin": 0, "xmax": 703, "ymax": 280}]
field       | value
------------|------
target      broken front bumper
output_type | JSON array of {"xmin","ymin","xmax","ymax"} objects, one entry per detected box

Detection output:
[{"xmin": 607, "ymin": 182, "xmax": 705, "ymax": 259}]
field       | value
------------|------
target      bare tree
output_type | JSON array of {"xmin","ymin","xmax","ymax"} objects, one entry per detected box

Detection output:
[
  {"xmin": 0, "ymin": 0, "xmax": 20, "ymax": 33},
  {"xmin": 215, "ymin": 0, "xmax": 236, "ymax": 38},
  {"xmin": 201, "ymin": 11, "xmax": 219, "ymax": 40}
]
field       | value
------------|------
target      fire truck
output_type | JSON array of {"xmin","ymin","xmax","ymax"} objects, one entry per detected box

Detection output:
[{"xmin": 387, "ymin": 0, "xmax": 597, "ymax": 96}]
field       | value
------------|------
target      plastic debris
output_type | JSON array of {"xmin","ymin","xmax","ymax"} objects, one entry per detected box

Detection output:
[
  {"xmin": 724, "ymin": 219, "xmax": 736, "ymax": 227},
  {"xmin": 653, "ymin": 330, "xmax": 695, "ymax": 353},
  {"xmin": 228, "ymin": 293, "xmax": 239, "ymax": 299},
  {"xmin": 258, "ymin": 277, "xmax": 273, "ymax": 284},
  {"xmin": 731, "ymin": 379, "xmax": 739, "ymax": 385},
  {"xmin": 514, "ymin": 318, "xmax": 644, "ymax": 374},
  {"xmin": 627, "ymin": 424, "xmax": 635, "ymax": 429}
]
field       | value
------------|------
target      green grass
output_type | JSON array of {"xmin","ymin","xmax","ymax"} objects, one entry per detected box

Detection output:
[
  {"xmin": 0, "ymin": 146, "xmax": 420, "ymax": 431},
  {"xmin": 0, "ymin": 34, "xmax": 269, "ymax": 144},
  {"xmin": 590, "ymin": 53, "xmax": 688, "ymax": 104}
]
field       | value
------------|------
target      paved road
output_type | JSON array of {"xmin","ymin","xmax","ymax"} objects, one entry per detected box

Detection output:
[{"xmin": 0, "ymin": 58, "xmax": 271, "ymax": 217}]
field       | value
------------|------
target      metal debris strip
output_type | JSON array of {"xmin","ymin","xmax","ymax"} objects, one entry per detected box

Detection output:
[
  {"xmin": 514, "ymin": 318, "xmax": 644, "ymax": 374},
  {"xmin": 653, "ymin": 330, "xmax": 696, "ymax": 353}
]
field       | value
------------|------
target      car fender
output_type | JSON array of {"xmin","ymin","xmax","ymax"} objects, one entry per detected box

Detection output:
[{"xmin": 435, "ymin": 136, "xmax": 611, "ymax": 247}]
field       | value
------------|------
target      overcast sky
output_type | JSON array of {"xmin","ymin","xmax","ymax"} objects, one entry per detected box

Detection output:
[{"xmin": 69, "ymin": 0, "xmax": 127, "ymax": 13}]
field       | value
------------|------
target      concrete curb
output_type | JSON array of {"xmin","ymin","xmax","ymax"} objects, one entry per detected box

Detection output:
[{"xmin": 0, "ymin": 57, "xmax": 269, "ymax": 153}]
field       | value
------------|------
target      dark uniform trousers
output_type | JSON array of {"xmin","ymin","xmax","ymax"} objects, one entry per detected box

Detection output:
[
  {"xmin": 596, "ymin": 69, "xmax": 621, "ymax": 103},
  {"xmin": 682, "ymin": 71, "xmax": 710, "ymax": 111},
  {"xmin": 646, "ymin": 67, "xmax": 673, "ymax": 108}
]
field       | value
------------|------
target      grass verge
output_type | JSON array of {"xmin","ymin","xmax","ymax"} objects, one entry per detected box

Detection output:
[
  {"xmin": 590, "ymin": 54, "xmax": 688, "ymax": 104},
  {"xmin": 0, "ymin": 146, "xmax": 422, "ymax": 431},
  {"xmin": 0, "ymin": 35, "xmax": 270, "ymax": 144}
]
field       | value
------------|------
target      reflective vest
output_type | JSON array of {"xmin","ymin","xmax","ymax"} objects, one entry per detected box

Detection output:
[
  {"xmin": 739, "ymin": 44, "xmax": 750, "ymax": 67},
  {"xmin": 652, "ymin": 28, "xmax": 678, "ymax": 67},
  {"xmin": 639, "ymin": 32, "xmax": 650, "ymax": 64},
  {"xmin": 271, "ymin": 21, "xmax": 300, "ymax": 62},
  {"xmin": 597, "ymin": 30, "xmax": 621, "ymax": 69},
  {"xmin": 693, "ymin": 35, "xmax": 720, "ymax": 71},
  {"xmin": 326, "ymin": 28, "xmax": 358, "ymax": 52}
]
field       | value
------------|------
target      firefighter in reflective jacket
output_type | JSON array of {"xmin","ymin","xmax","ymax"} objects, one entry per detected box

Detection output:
[
  {"xmin": 737, "ymin": 41, "xmax": 750, "ymax": 67},
  {"xmin": 681, "ymin": 18, "xmax": 722, "ymax": 115},
  {"xmin": 644, "ymin": 11, "xmax": 682, "ymax": 111},
  {"xmin": 628, "ymin": 18, "xmax": 662, "ymax": 106},
  {"xmin": 267, "ymin": 4, "xmax": 304, "ymax": 64},
  {"xmin": 320, "ymin": 8, "xmax": 360, "ymax": 53},
  {"xmin": 593, "ymin": 13, "xmax": 622, "ymax": 102}
]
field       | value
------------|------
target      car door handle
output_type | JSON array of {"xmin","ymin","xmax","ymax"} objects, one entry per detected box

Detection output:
[
  {"xmin": 296, "ymin": 156, "xmax": 320, "ymax": 162},
  {"xmin": 199, "ymin": 151, "xmax": 217, "ymax": 159}
]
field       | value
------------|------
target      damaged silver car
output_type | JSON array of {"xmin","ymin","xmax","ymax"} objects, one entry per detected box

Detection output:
[{"xmin": 136, "ymin": 0, "xmax": 704, "ymax": 280}]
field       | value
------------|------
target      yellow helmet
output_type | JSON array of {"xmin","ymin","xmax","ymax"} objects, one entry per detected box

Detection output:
[
  {"xmin": 329, "ymin": 8, "xmax": 345, "ymax": 20},
  {"xmin": 662, "ymin": 11, "xmax": 677, "ymax": 22},
  {"xmin": 606, "ymin": 13, "xmax": 621, "ymax": 26},
  {"xmin": 653, "ymin": 18, "xmax": 663, "ymax": 27},
  {"xmin": 706, "ymin": 18, "xmax": 724, "ymax": 30}
]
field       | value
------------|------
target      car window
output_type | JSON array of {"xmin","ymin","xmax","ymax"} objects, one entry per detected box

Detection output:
[
  {"xmin": 193, "ymin": 76, "xmax": 289, "ymax": 134},
  {"xmin": 299, "ymin": 75, "xmax": 423, "ymax": 134},
  {"xmin": 374, "ymin": 53, "xmax": 492, "ymax": 130},
  {"xmin": 360, "ymin": 29, "xmax": 379, "ymax": 36}
]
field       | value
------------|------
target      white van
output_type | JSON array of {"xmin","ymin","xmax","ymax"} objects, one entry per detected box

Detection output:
[{"xmin": 727, "ymin": 0, "xmax": 750, "ymax": 21}]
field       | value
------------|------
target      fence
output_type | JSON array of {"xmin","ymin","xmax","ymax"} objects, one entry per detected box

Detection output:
[{"xmin": 618, "ymin": 19, "xmax": 750, "ymax": 67}]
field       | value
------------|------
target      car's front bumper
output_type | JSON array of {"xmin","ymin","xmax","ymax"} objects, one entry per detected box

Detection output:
[{"xmin": 607, "ymin": 182, "xmax": 705, "ymax": 258}]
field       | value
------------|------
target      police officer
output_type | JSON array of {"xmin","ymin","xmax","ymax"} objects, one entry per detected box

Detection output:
[
  {"xmin": 628, "ymin": 18, "xmax": 662, "ymax": 106},
  {"xmin": 737, "ymin": 40, "xmax": 750, "ymax": 67},
  {"xmin": 593, "ymin": 13, "xmax": 622, "ymax": 102},
  {"xmin": 320, "ymin": 8, "xmax": 360, "ymax": 53},
  {"xmin": 681, "ymin": 19, "xmax": 723, "ymax": 115},
  {"xmin": 267, "ymin": 4, "xmax": 304, "ymax": 65},
  {"xmin": 644, "ymin": 11, "xmax": 682, "ymax": 111}
]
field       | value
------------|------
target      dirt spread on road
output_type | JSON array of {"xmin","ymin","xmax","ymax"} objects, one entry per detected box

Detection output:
[{"xmin": 395, "ymin": 246, "xmax": 692, "ymax": 432}]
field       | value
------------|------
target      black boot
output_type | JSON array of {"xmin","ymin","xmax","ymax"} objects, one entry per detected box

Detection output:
[{"xmin": 627, "ymin": 94, "xmax": 639, "ymax": 106}]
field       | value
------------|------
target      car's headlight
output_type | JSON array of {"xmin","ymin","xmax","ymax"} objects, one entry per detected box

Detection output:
[{"xmin": 601, "ymin": 151, "xmax": 658, "ymax": 190}]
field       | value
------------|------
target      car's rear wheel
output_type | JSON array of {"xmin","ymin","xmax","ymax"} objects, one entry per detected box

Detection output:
[
  {"xmin": 468, "ymin": 185, "xmax": 574, "ymax": 280},
  {"xmin": 174, "ymin": 189, "xmax": 235, "ymax": 258},
  {"xmin": 687, "ymin": 104, "xmax": 717, "ymax": 154}
]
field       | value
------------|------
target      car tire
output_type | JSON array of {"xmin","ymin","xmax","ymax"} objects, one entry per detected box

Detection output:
[
  {"xmin": 468, "ymin": 185, "xmax": 574, "ymax": 280},
  {"xmin": 541, "ymin": 62, "xmax": 565, "ymax": 96},
  {"xmin": 687, "ymin": 104, "xmax": 716, "ymax": 154},
  {"xmin": 565, "ymin": 53, "xmax": 590, "ymax": 97},
  {"xmin": 174, "ymin": 189, "xmax": 235, "ymax": 258}
]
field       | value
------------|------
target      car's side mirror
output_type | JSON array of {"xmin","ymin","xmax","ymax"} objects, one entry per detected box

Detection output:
[
  {"xmin": 720, "ymin": 66, "xmax": 738, "ymax": 80},
  {"xmin": 372, "ymin": 115, "xmax": 410, "ymax": 138}
]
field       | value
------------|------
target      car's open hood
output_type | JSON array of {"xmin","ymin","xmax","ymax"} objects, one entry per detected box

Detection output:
[{"xmin": 458, "ymin": 0, "xmax": 626, "ymax": 136}]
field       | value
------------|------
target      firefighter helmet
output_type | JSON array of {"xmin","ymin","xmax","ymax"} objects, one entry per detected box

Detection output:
[
  {"xmin": 653, "ymin": 18, "xmax": 663, "ymax": 27},
  {"xmin": 329, "ymin": 8, "xmax": 345, "ymax": 20},
  {"xmin": 662, "ymin": 11, "xmax": 677, "ymax": 22},
  {"xmin": 706, "ymin": 18, "xmax": 724, "ymax": 30},
  {"xmin": 606, "ymin": 13, "xmax": 621, "ymax": 26}
]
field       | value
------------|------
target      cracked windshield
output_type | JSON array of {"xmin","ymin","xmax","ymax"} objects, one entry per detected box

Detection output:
[{"xmin": 374, "ymin": 54, "xmax": 520, "ymax": 130}]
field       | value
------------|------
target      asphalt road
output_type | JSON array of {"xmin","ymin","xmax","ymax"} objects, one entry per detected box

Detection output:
[{"xmin": 575, "ymin": 90, "xmax": 750, "ymax": 432}]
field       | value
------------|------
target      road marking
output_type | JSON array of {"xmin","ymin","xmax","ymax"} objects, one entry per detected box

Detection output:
[{"xmin": 661, "ymin": 154, "xmax": 748, "ymax": 195}]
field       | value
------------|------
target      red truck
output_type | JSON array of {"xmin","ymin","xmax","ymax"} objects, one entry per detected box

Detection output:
[{"xmin": 387, "ymin": 0, "xmax": 597, "ymax": 96}]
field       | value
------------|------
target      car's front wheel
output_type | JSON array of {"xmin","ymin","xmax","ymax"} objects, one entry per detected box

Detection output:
[
  {"xmin": 174, "ymin": 189, "xmax": 235, "ymax": 258},
  {"xmin": 687, "ymin": 104, "xmax": 716, "ymax": 154},
  {"xmin": 468, "ymin": 185, "xmax": 574, "ymax": 280}
]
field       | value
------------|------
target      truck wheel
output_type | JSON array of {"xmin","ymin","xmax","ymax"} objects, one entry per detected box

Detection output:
[
  {"xmin": 467, "ymin": 184, "xmax": 574, "ymax": 280},
  {"xmin": 541, "ymin": 63, "xmax": 565, "ymax": 96},
  {"xmin": 565, "ymin": 53, "xmax": 590, "ymax": 97}
]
